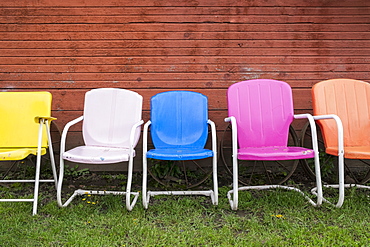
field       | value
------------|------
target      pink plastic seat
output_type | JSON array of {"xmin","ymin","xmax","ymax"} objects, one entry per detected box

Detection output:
[
  {"xmin": 57, "ymin": 88, "xmax": 143, "ymax": 211},
  {"xmin": 237, "ymin": 147, "xmax": 314, "ymax": 160},
  {"xmin": 225, "ymin": 79, "xmax": 322, "ymax": 210}
]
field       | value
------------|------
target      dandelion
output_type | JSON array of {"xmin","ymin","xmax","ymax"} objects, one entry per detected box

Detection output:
[
  {"xmin": 271, "ymin": 214, "xmax": 284, "ymax": 218},
  {"xmin": 82, "ymin": 198, "xmax": 86, "ymax": 201}
]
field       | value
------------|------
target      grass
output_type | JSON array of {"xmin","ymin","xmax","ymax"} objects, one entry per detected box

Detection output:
[{"xmin": 1, "ymin": 182, "xmax": 370, "ymax": 246}]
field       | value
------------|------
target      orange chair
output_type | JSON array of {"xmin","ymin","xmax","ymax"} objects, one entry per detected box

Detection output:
[{"xmin": 311, "ymin": 78, "xmax": 370, "ymax": 207}]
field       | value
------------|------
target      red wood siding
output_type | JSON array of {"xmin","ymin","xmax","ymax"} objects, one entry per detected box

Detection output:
[{"xmin": 0, "ymin": 0, "xmax": 369, "ymax": 170}]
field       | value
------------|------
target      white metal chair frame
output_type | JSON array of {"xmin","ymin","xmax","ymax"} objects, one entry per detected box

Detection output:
[
  {"xmin": 57, "ymin": 116, "xmax": 143, "ymax": 211},
  {"xmin": 0, "ymin": 117, "xmax": 58, "ymax": 215},
  {"xmin": 142, "ymin": 119, "xmax": 218, "ymax": 209},
  {"xmin": 225, "ymin": 114, "xmax": 325, "ymax": 210},
  {"xmin": 310, "ymin": 115, "xmax": 353, "ymax": 208}
]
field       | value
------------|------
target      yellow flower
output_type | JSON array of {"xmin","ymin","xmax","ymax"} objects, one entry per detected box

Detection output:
[{"xmin": 271, "ymin": 214, "xmax": 284, "ymax": 218}]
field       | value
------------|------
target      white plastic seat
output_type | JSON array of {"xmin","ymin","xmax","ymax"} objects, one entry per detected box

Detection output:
[
  {"xmin": 57, "ymin": 88, "xmax": 143, "ymax": 211},
  {"xmin": 63, "ymin": 146, "xmax": 133, "ymax": 164}
]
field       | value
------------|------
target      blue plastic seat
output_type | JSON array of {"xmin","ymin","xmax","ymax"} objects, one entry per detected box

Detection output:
[{"xmin": 142, "ymin": 91, "xmax": 218, "ymax": 208}]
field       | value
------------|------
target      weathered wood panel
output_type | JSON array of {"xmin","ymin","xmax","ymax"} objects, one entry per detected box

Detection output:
[{"xmin": 0, "ymin": 0, "xmax": 369, "ymax": 170}]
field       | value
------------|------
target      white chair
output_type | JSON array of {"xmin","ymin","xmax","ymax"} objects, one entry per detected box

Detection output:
[{"xmin": 57, "ymin": 88, "xmax": 143, "ymax": 211}]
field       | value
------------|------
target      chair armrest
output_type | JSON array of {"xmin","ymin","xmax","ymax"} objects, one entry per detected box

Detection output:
[
  {"xmin": 60, "ymin": 116, "xmax": 84, "ymax": 155},
  {"xmin": 35, "ymin": 116, "xmax": 57, "ymax": 123},
  {"xmin": 143, "ymin": 120, "xmax": 152, "ymax": 155},
  {"xmin": 207, "ymin": 119, "xmax": 217, "ymax": 156},
  {"xmin": 224, "ymin": 116, "xmax": 238, "ymax": 157},
  {"xmin": 295, "ymin": 113, "xmax": 344, "ymax": 156},
  {"xmin": 294, "ymin": 113, "xmax": 320, "ymax": 152},
  {"xmin": 129, "ymin": 120, "xmax": 144, "ymax": 150},
  {"xmin": 312, "ymin": 114, "xmax": 344, "ymax": 156}
]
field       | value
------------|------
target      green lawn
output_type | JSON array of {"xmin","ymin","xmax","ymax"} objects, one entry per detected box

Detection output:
[{"xmin": 1, "ymin": 184, "xmax": 369, "ymax": 246}]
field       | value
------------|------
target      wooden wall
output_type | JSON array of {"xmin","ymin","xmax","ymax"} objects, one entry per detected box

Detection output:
[{"xmin": 0, "ymin": 0, "xmax": 369, "ymax": 170}]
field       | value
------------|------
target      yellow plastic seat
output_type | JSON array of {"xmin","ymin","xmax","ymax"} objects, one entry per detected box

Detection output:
[{"xmin": 0, "ymin": 92, "xmax": 57, "ymax": 215}]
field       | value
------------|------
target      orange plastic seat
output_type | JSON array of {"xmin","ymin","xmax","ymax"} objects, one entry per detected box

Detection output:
[
  {"xmin": 313, "ymin": 79, "xmax": 370, "ymax": 159},
  {"xmin": 311, "ymin": 78, "xmax": 370, "ymax": 207}
]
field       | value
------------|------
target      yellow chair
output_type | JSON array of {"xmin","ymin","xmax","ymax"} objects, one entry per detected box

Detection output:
[{"xmin": 0, "ymin": 92, "xmax": 57, "ymax": 215}]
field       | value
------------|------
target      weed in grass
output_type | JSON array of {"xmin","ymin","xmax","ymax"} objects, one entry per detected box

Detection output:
[{"xmin": 64, "ymin": 164, "xmax": 90, "ymax": 178}]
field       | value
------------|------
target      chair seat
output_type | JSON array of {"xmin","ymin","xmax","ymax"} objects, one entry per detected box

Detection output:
[
  {"xmin": 146, "ymin": 148, "xmax": 213, "ymax": 160},
  {"xmin": 327, "ymin": 146, "xmax": 370, "ymax": 159},
  {"xmin": 0, "ymin": 148, "xmax": 47, "ymax": 160},
  {"xmin": 238, "ymin": 146, "xmax": 315, "ymax": 160},
  {"xmin": 63, "ymin": 146, "xmax": 133, "ymax": 164}
]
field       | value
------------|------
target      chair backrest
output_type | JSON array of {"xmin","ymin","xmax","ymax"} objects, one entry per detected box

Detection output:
[
  {"xmin": 150, "ymin": 91, "xmax": 208, "ymax": 149},
  {"xmin": 312, "ymin": 79, "xmax": 370, "ymax": 147},
  {"xmin": 227, "ymin": 79, "xmax": 294, "ymax": 148},
  {"xmin": 0, "ymin": 92, "xmax": 52, "ymax": 148},
  {"xmin": 83, "ymin": 88, "xmax": 143, "ymax": 148}
]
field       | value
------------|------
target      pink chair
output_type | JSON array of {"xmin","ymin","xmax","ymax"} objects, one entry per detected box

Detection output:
[
  {"xmin": 57, "ymin": 88, "xmax": 143, "ymax": 211},
  {"xmin": 225, "ymin": 79, "xmax": 323, "ymax": 210}
]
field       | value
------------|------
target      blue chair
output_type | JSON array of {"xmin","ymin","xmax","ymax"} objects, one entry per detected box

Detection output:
[{"xmin": 142, "ymin": 91, "xmax": 218, "ymax": 208}]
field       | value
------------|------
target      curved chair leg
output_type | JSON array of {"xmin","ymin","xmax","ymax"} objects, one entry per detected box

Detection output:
[
  {"xmin": 226, "ymin": 118, "xmax": 323, "ymax": 211},
  {"xmin": 45, "ymin": 120, "xmax": 58, "ymax": 189},
  {"xmin": 228, "ymin": 153, "xmax": 239, "ymax": 210},
  {"xmin": 142, "ymin": 153, "xmax": 149, "ymax": 209},
  {"xmin": 211, "ymin": 154, "xmax": 218, "ymax": 205},
  {"xmin": 125, "ymin": 156, "xmax": 139, "ymax": 211},
  {"xmin": 142, "ymin": 156, "xmax": 217, "ymax": 208},
  {"xmin": 32, "ymin": 122, "xmax": 44, "ymax": 215},
  {"xmin": 57, "ymin": 157, "xmax": 139, "ymax": 211}
]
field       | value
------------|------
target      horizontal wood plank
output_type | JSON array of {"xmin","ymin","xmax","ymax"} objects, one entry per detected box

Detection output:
[
  {"xmin": 1, "ymin": 56, "xmax": 368, "ymax": 65},
  {"xmin": 1, "ymin": 72, "xmax": 368, "ymax": 82},
  {"xmin": 1, "ymin": 40, "xmax": 369, "ymax": 49},
  {"xmin": 0, "ymin": 23, "xmax": 370, "ymax": 32},
  {"xmin": 1, "ymin": 0, "xmax": 369, "ymax": 7},
  {"xmin": 1, "ymin": 7, "xmax": 370, "ymax": 16},
  {"xmin": 1, "ymin": 64, "xmax": 369, "ymax": 73}
]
